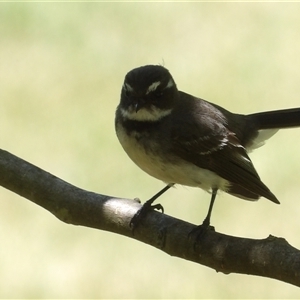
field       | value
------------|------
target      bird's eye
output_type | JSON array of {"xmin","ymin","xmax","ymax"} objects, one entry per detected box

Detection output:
[
  {"xmin": 124, "ymin": 89, "xmax": 131, "ymax": 97},
  {"xmin": 153, "ymin": 90, "xmax": 164, "ymax": 98}
]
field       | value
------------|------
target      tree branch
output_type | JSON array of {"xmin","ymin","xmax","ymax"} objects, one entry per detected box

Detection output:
[{"xmin": 0, "ymin": 148, "xmax": 299, "ymax": 287}]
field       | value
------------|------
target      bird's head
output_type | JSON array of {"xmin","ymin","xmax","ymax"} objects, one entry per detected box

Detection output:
[{"xmin": 119, "ymin": 65, "xmax": 179, "ymax": 121}]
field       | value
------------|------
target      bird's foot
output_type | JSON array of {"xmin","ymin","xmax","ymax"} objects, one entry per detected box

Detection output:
[
  {"xmin": 189, "ymin": 218, "xmax": 214, "ymax": 248},
  {"xmin": 130, "ymin": 199, "xmax": 164, "ymax": 233}
]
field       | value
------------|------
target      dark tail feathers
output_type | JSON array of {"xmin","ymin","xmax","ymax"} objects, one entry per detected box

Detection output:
[{"xmin": 248, "ymin": 107, "xmax": 300, "ymax": 130}]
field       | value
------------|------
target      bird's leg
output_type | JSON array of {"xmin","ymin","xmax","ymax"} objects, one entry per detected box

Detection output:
[
  {"xmin": 130, "ymin": 183, "xmax": 174, "ymax": 230},
  {"xmin": 189, "ymin": 188, "xmax": 218, "ymax": 239},
  {"xmin": 201, "ymin": 187, "xmax": 218, "ymax": 229}
]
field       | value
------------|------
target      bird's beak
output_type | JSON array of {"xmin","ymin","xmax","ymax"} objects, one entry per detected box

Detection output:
[
  {"xmin": 134, "ymin": 100, "xmax": 145, "ymax": 113},
  {"xmin": 134, "ymin": 102, "xmax": 140, "ymax": 113}
]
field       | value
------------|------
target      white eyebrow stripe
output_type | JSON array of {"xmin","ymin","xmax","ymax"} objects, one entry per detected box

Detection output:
[
  {"xmin": 124, "ymin": 83, "xmax": 134, "ymax": 92},
  {"xmin": 146, "ymin": 81, "xmax": 161, "ymax": 94},
  {"xmin": 166, "ymin": 78, "xmax": 174, "ymax": 88}
]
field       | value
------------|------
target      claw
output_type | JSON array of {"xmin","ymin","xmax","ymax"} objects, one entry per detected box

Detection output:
[
  {"xmin": 151, "ymin": 203, "xmax": 164, "ymax": 214},
  {"xmin": 129, "ymin": 184, "xmax": 172, "ymax": 233},
  {"xmin": 189, "ymin": 218, "xmax": 214, "ymax": 249},
  {"xmin": 130, "ymin": 200, "xmax": 164, "ymax": 232}
]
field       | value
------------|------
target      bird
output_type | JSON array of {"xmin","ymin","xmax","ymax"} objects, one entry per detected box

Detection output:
[{"xmin": 115, "ymin": 64, "xmax": 300, "ymax": 236}]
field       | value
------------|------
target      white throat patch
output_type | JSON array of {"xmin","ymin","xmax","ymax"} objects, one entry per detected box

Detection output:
[{"xmin": 121, "ymin": 106, "xmax": 172, "ymax": 122}]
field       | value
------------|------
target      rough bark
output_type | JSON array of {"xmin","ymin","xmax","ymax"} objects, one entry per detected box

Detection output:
[{"xmin": 0, "ymin": 149, "xmax": 299, "ymax": 287}]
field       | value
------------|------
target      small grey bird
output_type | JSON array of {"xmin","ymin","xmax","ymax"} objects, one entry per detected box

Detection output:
[{"xmin": 115, "ymin": 65, "xmax": 300, "ymax": 235}]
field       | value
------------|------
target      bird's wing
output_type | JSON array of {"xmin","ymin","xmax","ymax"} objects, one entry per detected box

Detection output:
[{"xmin": 170, "ymin": 122, "xmax": 279, "ymax": 203}]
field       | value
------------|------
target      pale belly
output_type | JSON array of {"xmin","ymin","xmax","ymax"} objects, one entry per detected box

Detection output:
[{"xmin": 116, "ymin": 125, "xmax": 229, "ymax": 192}]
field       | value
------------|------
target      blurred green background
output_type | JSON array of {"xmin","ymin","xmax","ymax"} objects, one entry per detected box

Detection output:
[{"xmin": 1, "ymin": 2, "xmax": 300, "ymax": 298}]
